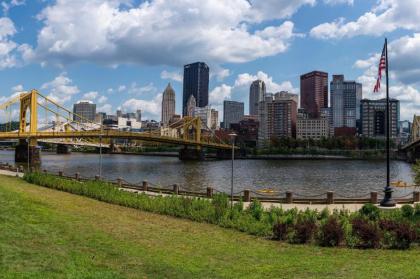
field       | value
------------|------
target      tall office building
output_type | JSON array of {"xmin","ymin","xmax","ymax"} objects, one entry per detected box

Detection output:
[
  {"xmin": 258, "ymin": 95, "xmax": 297, "ymax": 146},
  {"xmin": 223, "ymin": 100, "xmax": 244, "ymax": 129},
  {"xmin": 249, "ymin": 80, "xmax": 266, "ymax": 116},
  {"xmin": 330, "ymin": 75, "xmax": 362, "ymax": 135},
  {"xmin": 73, "ymin": 101, "xmax": 96, "ymax": 123},
  {"xmin": 193, "ymin": 106, "xmax": 212, "ymax": 129},
  {"xmin": 300, "ymin": 71, "xmax": 328, "ymax": 118},
  {"xmin": 186, "ymin": 94, "xmax": 196, "ymax": 117},
  {"xmin": 211, "ymin": 109, "xmax": 219, "ymax": 130},
  {"xmin": 136, "ymin": 109, "xmax": 142, "ymax": 122},
  {"xmin": 161, "ymin": 83, "xmax": 176, "ymax": 125},
  {"xmin": 274, "ymin": 91, "xmax": 299, "ymax": 104},
  {"xmin": 360, "ymin": 98, "xmax": 399, "ymax": 138},
  {"xmin": 182, "ymin": 62, "xmax": 209, "ymax": 116}
]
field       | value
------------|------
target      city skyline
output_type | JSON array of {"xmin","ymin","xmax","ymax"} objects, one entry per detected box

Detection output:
[{"xmin": 0, "ymin": 1, "xmax": 418, "ymax": 122}]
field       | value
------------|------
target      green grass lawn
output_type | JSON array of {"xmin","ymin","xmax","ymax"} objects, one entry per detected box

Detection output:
[{"xmin": 0, "ymin": 175, "xmax": 419, "ymax": 279}]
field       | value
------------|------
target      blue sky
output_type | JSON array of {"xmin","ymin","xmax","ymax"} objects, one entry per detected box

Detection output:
[{"xmin": 0, "ymin": 0, "xmax": 419, "ymax": 121}]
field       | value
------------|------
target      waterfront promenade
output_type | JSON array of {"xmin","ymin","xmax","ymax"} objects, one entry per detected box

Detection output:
[{"xmin": 2, "ymin": 167, "xmax": 418, "ymax": 212}]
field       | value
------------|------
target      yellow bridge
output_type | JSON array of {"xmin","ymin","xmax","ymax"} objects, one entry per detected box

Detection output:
[{"xmin": 0, "ymin": 89, "xmax": 233, "ymax": 163}]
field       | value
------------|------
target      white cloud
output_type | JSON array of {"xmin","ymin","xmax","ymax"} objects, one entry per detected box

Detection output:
[
  {"xmin": 27, "ymin": 0, "xmax": 300, "ymax": 67},
  {"xmin": 354, "ymin": 35, "xmax": 420, "ymax": 120},
  {"xmin": 40, "ymin": 72, "xmax": 80, "ymax": 104},
  {"xmin": 121, "ymin": 93, "xmax": 162, "ymax": 120},
  {"xmin": 249, "ymin": 0, "xmax": 315, "ymax": 22},
  {"xmin": 11, "ymin": 84, "xmax": 23, "ymax": 92},
  {"xmin": 0, "ymin": 17, "xmax": 20, "ymax": 69},
  {"xmin": 117, "ymin": 85, "xmax": 126, "ymax": 92},
  {"xmin": 355, "ymin": 33, "xmax": 420, "ymax": 86},
  {"xmin": 82, "ymin": 91, "xmax": 98, "ymax": 101},
  {"xmin": 98, "ymin": 95, "xmax": 108, "ymax": 104},
  {"xmin": 323, "ymin": 0, "xmax": 353, "ymax": 6},
  {"xmin": 97, "ymin": 103, "xmax": 112, "ymax": 114},
  {"xmin": 2, "ymin": 0, "xmax": 25, "ymax": 14},
  {"xmin": 209, "ymin": 84, "xmax": 232, "ymax": 105},
  {"xmin": 160, "ymin": 70, "xmax": 182, "ymax": 82},
  {"xmin": 310, "ymin": 0, "xmax": 420, "ymax": 39},
  {"xmin": 234, "ymin": 71, "xmax": 298, "ymax": 93}
]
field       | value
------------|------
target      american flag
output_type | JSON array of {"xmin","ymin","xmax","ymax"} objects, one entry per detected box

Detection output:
[{"xmin": 373, "ymin": 43, "xmax": 387, "ymax": 93}]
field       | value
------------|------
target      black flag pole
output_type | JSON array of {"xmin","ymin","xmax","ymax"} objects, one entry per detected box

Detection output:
[{"xmin": 380, "ymin": 37, "xmax": 395, "ymax": 207}]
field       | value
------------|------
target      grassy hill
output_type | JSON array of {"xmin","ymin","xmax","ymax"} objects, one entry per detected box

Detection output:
[{"xmin": 0, "ymin": 175, "xmax": 419, "ymax": 278}]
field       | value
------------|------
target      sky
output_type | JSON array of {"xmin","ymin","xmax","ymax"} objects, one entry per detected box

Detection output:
[{"xmin": 0, "ymin": 0, "xmax": 419, "ymax": 121}]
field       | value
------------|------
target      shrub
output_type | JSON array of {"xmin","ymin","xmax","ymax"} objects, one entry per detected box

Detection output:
[
  {"xmin": 317, "ymin": 216, "xmax": 344, "ymax": 247},
  {"xmin": 248, "ymin": 199, "xmax": 264, "ymax": 221},
  {"xmin": 273, "ymin": 222, "xmax": 289, "ymax": 241},
  {"xmin": 401, "ymin": 204, "xmax": 414, "ymax": 219},
  {"xmin": 380, "ymin": 219, "xmax": 416, "ymax": 249},
  {"xmin": 351, "ymin": 217, "xmax": 381, "ymax": 249},
  {"xmin": 289, "ymin": 217, "xmax": 317, "ymax": 244},
  {"xmin": 359, "ymin": 203, "xmax": 380, "ymax": 221},
  {"xmin": 212, "ymin": 193, "xmax": 229, "ymax": 222}
]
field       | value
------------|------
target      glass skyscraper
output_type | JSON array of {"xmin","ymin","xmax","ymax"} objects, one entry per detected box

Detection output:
[{"xmin": 182, "ymin": 62, "xmax": 209, "ymax": 116}]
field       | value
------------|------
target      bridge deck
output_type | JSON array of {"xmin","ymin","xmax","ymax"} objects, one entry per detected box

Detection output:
[{"xmin": 0, "ymin": 130, "xmax": 233, "ymax": 150}]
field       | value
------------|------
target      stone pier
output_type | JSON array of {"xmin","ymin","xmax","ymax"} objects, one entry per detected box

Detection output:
[
  {"xmin": 179, "ymin": 147, "xmax": 205, "ymax": 161},
  {"xmin": 15, "ymin": 140, "xmax": 41, "ymax": 164},
  {"xmin": 56, "ymin": 144, "xmax": 71, "ymax": 154}
]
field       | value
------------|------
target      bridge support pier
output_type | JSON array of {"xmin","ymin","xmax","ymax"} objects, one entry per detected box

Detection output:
[
  {"xmin": 56, "ymin": 144, "xmax": 71, "ymax": 154},
  {"xmin": 179, "ymin": 147, "xmax": 204, "ymax": 161},
  {"xmin": 216, "ymin": 149, "xmax": 240, "ymax": 160},
  {"xmin": 15, "ymin": 139, "xmax": 41, "ymax": 164}
]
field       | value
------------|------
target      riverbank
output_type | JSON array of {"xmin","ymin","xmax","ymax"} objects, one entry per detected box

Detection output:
[{"xmin": 1, "ymin": 175, "xmax": 419, "ymax": 278}]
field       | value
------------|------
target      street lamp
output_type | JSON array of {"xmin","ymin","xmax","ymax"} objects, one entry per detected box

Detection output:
[
  {"xmin": 99, "ymin": 134, "xmax": 103, "ymax": 179},
  {"xmin": 229, "ymin": 132, "xmax": 237, "ymax": 209}
]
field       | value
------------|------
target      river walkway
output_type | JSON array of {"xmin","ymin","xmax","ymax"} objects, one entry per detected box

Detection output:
[{"xmin": 3, "ymin": 168, "xmax": 417, "ymax": 212}]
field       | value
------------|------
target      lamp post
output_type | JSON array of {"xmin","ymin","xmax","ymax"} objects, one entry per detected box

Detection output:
[
  {"xmin": 229, "ymin": 133, "xmax": 237, "ymax": 209},
  {"xmin": 99, "ymin": 134, "xmax": 103, "ymax": 179}
]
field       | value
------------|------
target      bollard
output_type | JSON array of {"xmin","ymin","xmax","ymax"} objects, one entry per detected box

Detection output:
[
  {"xmin": 95, "ymin": 175, "xmax": 100, "ymax": 180},
  {"xmin": 142, "ymin": 181, "xmax": 148, "ymax": 191},
  {"xmin": 117, "ymin": 177, "xmax": 123, "ymax": 187},
  {"xmin": 206, "ymin": 187, "xmax": 213, "ymax": 198},
  {"xmin": 173, "ymin": 184, "xmax": 179, "ymax": 195},
  {"xmin": 286, "ymin": 191, "xmax": 293, "ymax": 204},
  {"xmin": 327, "ymin": 191, "xmax": 334, "ymax": 204},
  {"xmin": 414, "ymin": 191, "xmax": 420, "ymax": 203},
  {"xmin": 75, "ymin": 172, "xmax": 80, "ymax": 180},
  {"xmin": 244, "ymin": 189, "xmax": 251, "ymax": 202},
  {"xmin": 58, "ymin": 170, "xmax": 63, "ymax": 177},
  {"xmin": 370, "ymin": 191, "xmax": 378, "ymax": 204}
]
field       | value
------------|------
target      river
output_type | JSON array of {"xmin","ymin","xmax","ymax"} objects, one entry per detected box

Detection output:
[{"xmin": 0, "ymin": 150, "xmax": 415, "ymax": 197}]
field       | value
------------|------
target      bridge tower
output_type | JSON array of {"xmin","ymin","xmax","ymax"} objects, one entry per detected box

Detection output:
[
  {"xmin": 15, "ymin": 90, "xmax": 41, "ymax": 164},
  {"xmin": 179, "ymin": 116, "xmax": 205, "ymax": 160}
]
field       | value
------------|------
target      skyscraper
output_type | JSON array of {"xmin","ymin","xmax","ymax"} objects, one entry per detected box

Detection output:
[
  {"xmin": 186, "ymin": 94, "xmax": 196, "ymax": 117},
  {"xmin": 161, "ymin": 83, "xmax": 176, "ymax": 125},
  {"xmin": 223, "ymin": 100, "xmax": 244, "ymax": 129},
  {"xmin": 300, "ymin": 71, "xmax": 328, "ymax": 118},
  {"xmin": 249, "ymin": 80, "xmax": 266, "ymax": 116},
  {"xmin": 330, "ymin": 75, "xmax": 362, "ymax": 135},
  {"xmin": 360, "ymin": 98, "xmax": 399, "ymax": 138},
  {"xmin": 73, "ymin": 101, "xmax": 96, "ymax": 123},
  {"xmin": 258, "ymin": 94, "xmax": 297, "ymax": 146},
  {"xmin": 182, "ymin": 62, "xmax": 209, "ymax": 116}
]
